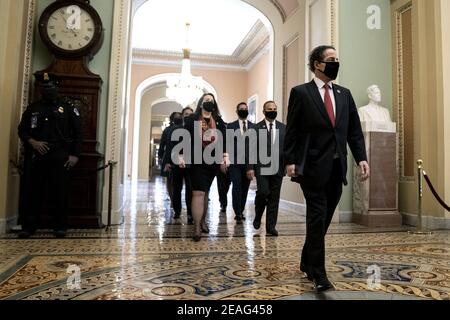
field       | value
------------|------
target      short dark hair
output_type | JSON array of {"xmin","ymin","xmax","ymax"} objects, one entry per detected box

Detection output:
[
  {"xmin": 263, "ymin": 101, "xmax": 277, "ymax": 111},
  {"xmin": 236, "ymin": 102, "xmax": 248, "ymax": 110},
  {"xmin": 309, "ymin": 45, "xmax": 336, "ymax": 72},
  {"xmin": 182, "ymin": 106, "xmax": 193, "ymax": 115},
  {"xmin": 169, "ymin": 112, "xmax": 182, "ymax": 124}
]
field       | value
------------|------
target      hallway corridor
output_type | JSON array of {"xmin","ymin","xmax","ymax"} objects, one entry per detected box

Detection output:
[{"xmin": 0, "ymin": 178, "xmax": 448, "ymax": 300}]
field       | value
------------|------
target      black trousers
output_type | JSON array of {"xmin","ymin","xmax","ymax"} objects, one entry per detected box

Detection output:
[
  {"xmin": 23, "ymin": 155, "xmax": 69, "ymax": 231},
  {"xmin": 229, "ymin": 165, "xmax": 251, "ymax": 217},
  {"xmin": 254, "ymin": 174, "xmax": 283, "ymax": 231},
  {"xmin": 171, "ymin": 166, "xmax": 192, "ymax": 218},
  {"xmin": 300, "ymin": 159, "xmax": 343, "ymax": 278},
  {"xmin": 216, "ymin": 170, "xmax": 231, "ymax": 208}
]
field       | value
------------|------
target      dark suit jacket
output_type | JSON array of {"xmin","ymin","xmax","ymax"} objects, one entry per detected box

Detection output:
[
  {"xmin": 227, "ymin": 119, "xmax": 255, "ymax": 166},
  {"xmin": 158, "ymin": 125, "xmax": 173, "ymax": 166},
  {"xmin": 247, "ymin": 120, "xmax": 286, "ymax": 177},
  {"xmin": 163, "ymin": 124, "xmax": 183, "ymax": 166},
  {"xmin": 284, "ymin": 80, "xmax": 367, "ymax": 187}
]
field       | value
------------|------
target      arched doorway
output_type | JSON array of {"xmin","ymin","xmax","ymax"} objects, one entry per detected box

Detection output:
[
  {"xmin": 126, "ymin": 0, "xmax": 276, "ymax": 186},
  {"xmin": 104, "ymin": 0, "xmax": 311, "ymax": 223},
  {"xmin": 129, "ymin": 73, "xmax": 217, "ymax": 182}
]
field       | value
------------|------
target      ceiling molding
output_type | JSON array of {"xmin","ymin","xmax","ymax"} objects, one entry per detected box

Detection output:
[
  {"xmin": 269, "ymin": 0, "xmax": 288, "ymax": 22},
  {"xmin": 232, "ymin": 20, "xmax": 265, "ymax": 56},
  {"xmin": 244, "ymin": 39, "xmax": 271, "ymax": 71},
  {"xmin": 132, "ymin": 19, "xmax": 271, "ymax": 70},
  {"xmin": 242, "ymin": 35, "xmax": 271, "ymax": 66},
  {"xmin": 133, "ymin": 57, "xmax": 250, "ymax": 72},
  {"xmin": 132, "ymin": 0, "xmax": 292, "ymax": 26}
]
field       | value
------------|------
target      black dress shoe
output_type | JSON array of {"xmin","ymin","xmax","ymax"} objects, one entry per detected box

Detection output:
[
  {"xmin": 314, "ymin": 277, "xmax": 334, "ymax": 293},
  {"xmin": 18, "ymin": 230, "xmax": 35, "ymax": 239},
  {"xmin": 235, "ymin": 215, "xmax": 243, "ymax": 224},
  {"xmin": 192, "ymin": 234, "xmax": 201, "ymax": 242},
  {"xmin": 201, "ymin": 224, "xmax": 210, "ymax": 234},
  {"xmin": 253, "ymin": 220, "xmax": 261, "ymax": 230},
  {"xmin": 266, "ymin": 229, "xmax": 279, "ymax": 237},
  {"xmin": 173, "ymin": 213, "xmax": 181, "ymax": 219},
  {"xmin": 54, "ymin": 229, "xmax": 67, "ymax": 238},
  {"xmin": 187, "ymin": 217, "xmax": 194, "ymax": 225},
  {"xmin": 300, "ymin": 264, "xmax": 313, "ymax": 281}
]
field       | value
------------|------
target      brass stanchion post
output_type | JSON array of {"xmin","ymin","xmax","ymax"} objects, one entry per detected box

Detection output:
[
  {"xmin": 106, "ymin": 160, "xmax": 118, "ymax": 232},
  {"xmin": 409, "ymin": 160, "xmax": 432, "ymax": 235}
]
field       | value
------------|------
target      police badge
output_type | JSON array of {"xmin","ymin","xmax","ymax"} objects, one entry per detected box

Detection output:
[{"xmin": 31, "ymin": 116, "xmax": 38, "ymax": 129}]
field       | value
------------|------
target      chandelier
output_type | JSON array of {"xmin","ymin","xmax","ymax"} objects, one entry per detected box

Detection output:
[{"xmin": 166, "ymin": 23, "xmax": 204, "ymax": 107}]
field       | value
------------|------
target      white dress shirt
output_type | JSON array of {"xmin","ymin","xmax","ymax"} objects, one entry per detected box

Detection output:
[
  {"xmin": 265, "ymin": 119, "xmax": 276, "ymax": 144},
  {"xmin": 314, "ymin": 77, "xmax": 336, "ymax": 117}
]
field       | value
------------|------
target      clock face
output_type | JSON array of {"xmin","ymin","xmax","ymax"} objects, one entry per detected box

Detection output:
[{"xmin": 46, "ymin": 5, "xmax": 96, "ymax": 51}]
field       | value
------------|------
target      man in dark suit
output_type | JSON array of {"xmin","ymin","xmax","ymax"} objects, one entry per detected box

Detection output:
[
  {"xmin": 163, "ymin": 111, "xmax": 193, "ymax": 223},
  {"xmin": 247, "ymin": 101, "xmax": 286, "ymax": 236},
  {"xmin": 159, "ymin": 112, "xmax": 180, "ymax": 205},
  {"xmin": 228, "ymin": 102, "xmax": 255, "ymax": 223},
  {"xmin": 284, "ymin": 45, "xmax": 370, "ymax": 293}
]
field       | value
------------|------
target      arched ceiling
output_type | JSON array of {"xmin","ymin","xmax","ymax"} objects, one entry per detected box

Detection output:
[
  {"xmin": 132, "ymin": 0, "xmax": 277, "ymax": 69},
  {"xmin": 267, "ymin": 0, "xmax": 299, "ymax": 21},
  {"xmin": 131, "ymin": 0, "xmax": 299, "ymax": 69},
  {"xmin": 133, "ymin": 0, "xmax": 299, "ymax": 22},
  {"xmin": 133, "ymin": 0, "xmax": 266, "ymax": 55},
  {"xmin": 152, "ymin": 100, "xmax": 183, "ymax": 116}
]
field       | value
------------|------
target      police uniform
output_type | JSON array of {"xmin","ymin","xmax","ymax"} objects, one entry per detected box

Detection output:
[{"xmin": 17, "ymin": 73, "xmax": 82, "ymax": 237}]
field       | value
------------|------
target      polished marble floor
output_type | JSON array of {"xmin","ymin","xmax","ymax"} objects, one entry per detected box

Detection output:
[{"xmin": 0, "ymin": 178, "xmax": 449, "ymax": 300}]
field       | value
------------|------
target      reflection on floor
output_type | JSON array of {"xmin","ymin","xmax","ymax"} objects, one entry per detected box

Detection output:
[{"xmin": 0, "ymin": 178, "xmax": 449, "ymax": 300}]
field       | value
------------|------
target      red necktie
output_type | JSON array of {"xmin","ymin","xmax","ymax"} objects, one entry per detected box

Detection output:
[{"xmin": 324, "ymin": 84, "xmax": 336, "ymax": 127}]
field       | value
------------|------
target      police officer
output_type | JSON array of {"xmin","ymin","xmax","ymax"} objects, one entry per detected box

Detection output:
[{"xmin": 17, "ymin": 73, "xmax": 82, "ymax": 238}]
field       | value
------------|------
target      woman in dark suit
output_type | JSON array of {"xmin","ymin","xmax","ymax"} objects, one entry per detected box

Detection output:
[{"xmin": 180, "ymin": 93, "xmax": 229, "ymax": 241}]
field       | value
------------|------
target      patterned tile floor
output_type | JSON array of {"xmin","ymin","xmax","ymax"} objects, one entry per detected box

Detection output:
[{"xmin": 0, "ymin": 178, "xmax": 449, "ymax": 300}]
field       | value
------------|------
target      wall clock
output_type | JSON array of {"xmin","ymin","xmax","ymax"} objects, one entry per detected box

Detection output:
[
  {"xmin": 30, "ymin": 0, "xmax": 106, "ymax": 228},
  {"xmin": 38, "ymin": 0, "xmax": 103, "ymax": 59}
]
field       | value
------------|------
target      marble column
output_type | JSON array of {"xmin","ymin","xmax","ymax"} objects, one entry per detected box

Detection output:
[{"xmin": 353, "ymin": 121, "xmax": 402, "ymax": 227}]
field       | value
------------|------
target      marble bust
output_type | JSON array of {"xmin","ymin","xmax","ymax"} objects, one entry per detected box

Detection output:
[{"xmin": 358, "ymin": 85, "xmax": 392, "ymax": 123}]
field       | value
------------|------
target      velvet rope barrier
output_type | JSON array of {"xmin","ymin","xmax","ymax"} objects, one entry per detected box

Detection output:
[{"xmin": 423, "ymin": 172, "xmax": 450, "ymax": 212}]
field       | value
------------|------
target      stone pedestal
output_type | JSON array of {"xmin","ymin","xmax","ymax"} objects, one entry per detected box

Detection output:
[{"xmin": 353, "ymin": 121, "xmax": 402, "ymax": 227}]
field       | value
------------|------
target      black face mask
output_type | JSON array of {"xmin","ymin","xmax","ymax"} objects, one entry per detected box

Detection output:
[
  {"xmin": 173, "ymin": 118, "xmax": 183, "ymax": 126},
  {"xmin": 319, "ymin": 61, "xmax": 340, "ymax": 80},
  {"xmin": 265, "ymin": 111, "xmax": 277, "ymax": 120},
  {"xmin": 202, "ymin": 101, "xmax": 216, "ymax": 113},
  {"xmin": 237, "ymin": 110, "xmax": 249, "ymax": 119}
]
